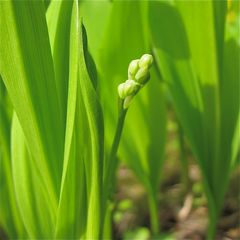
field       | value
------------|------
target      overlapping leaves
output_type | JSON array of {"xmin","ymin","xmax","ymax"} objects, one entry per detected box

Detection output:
[{"xmin": 0, "ymin": 0, "xmax": 104, "ymax": 238}]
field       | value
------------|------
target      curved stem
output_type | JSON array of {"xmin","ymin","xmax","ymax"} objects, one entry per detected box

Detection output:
[
  {"xmin": 101, "ymin": 99, "xmax": 127, "ymax": 239},
  {"xmin": 104, "ymin": 101, "xmax": 127, "ymax": 194}
]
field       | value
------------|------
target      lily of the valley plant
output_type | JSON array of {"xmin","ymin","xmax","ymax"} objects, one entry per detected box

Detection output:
[{"xmin": 0, "ymin": 0, "xmax": 239, "ymax": 239}]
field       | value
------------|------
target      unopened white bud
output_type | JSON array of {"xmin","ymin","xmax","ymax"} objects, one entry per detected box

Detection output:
[
  {"xmin": 118, "ymin": 54, "xmax": 153, "ymax": 109},
  {"xmin": 135, "ymin": 67, "xmax": 150, "ymax": 85},
  {"xmin": 118, "ymin": 79, "xmax": 140, "ymax": 99},
  {"xmin": 128, "ymin": 59, "xmax": 139, "ymax": 79},
  {"xmin": 118, "ymin": 83, "xmax": 126, "ymax": 99},
  {"xmin": 139, "ymin": 54, "xmax": 153, "ymax": 68}
]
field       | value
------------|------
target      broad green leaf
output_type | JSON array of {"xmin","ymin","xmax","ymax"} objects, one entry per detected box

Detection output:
[
  {"xmin": 217, "ymin": 20, "xmax": 240, "ymax": 205},
  {"xmin": 44, "ymin": 0, "xmax": 51, "ymax": 11},
  {"xmin": 175, "ymin": 1, "xmax": 222, "ymax": 188},
  {"xmin": 47, "ymin": 0, "xmax": 73, "ymax": 125},
  {"xmin": 150, "ymin": 0, "xmax": 238, "ymax": 236},
  {"xmin": 79, "ymin": 22, "xmax": 104, "ymax": 240},
  {"xmin": 0, "ymin": 1, "xmax": 64, "ymax": 237},
  {"xmin": 0, "ymin": 79, "xmax": 26, "ymax": 238},
  {"xmin": 149, "ymin": 1, "xmax": 216, "ymax": 202},
  {"xmin": 80, "ymin": 0, "xmax": 112, "ymax": 61},
  {"xmin": 0, "ymin": 0, "xmax": 64, "ymax": 196},
  {"xmin": 11, "ymin": 114, "xmax": 57, "ymax": 238},
  {"xmin": 149, "ymin": 1, "xmax": 204, "ymax": 163},
  {"xmin": 223, "ymin": 0, "xmax": 240, "ymax": 170},
  {"xmin": 175, "ymin": 0, "xmax": 235, "ymax": 211},
  {"xmin": 148, "ymin": 4, "xmax": 209, "ymax": 228}
]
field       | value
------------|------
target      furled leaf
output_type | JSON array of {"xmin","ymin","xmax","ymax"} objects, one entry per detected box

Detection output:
[
  {"xmin": 55, "ymin": 1, "xmax": 104, "ymax": 239},
  {"xmin": 79, "ymin": 22, "xmax": 104, "ymax": 240},
  {"xmin": 55, "ymin": 1, "xmax": 86, "ymax": 237}
]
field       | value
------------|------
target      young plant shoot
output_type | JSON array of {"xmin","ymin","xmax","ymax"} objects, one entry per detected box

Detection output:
[
  {"xmin": 100, "ymin": 54, "xmax": 154, "ymax": 239},
  {"xmin": 103, "ymin": 53, "xmax": 153, "ymax": 211}
]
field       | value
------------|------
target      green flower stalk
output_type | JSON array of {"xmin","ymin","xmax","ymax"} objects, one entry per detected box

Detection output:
[{"xmin": 102, "ymin": 54, "xmax": 153, "ymax": 238}]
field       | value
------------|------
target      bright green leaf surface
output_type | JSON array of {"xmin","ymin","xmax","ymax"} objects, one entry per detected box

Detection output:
[
  {"xmin": 55, "ymin": 1, "xmax": 86, "ymax": 237},
  {"xmin": 0, "ymin": 1, "xmax": 65, "ymax": 237},
  {"xmin": 47, "ymin": 0, "xmax": 72, "ymax": 125},
  {"xmin": 0, "ymin": 80, "xmax": 26, "ymax": 238},
  {"xmin": 150, "ymin": 0, "xmax": 239, "ymax": 237},
  {"xmin": 0, "ymin": 1, "xmax": 64, "ymax": 199},
  {"xmin": 11, "ymin": 114, "xmax": 56, "ymax": 238},
  {"xmin": 56, "ymin": 1, "xmax": 104, "ymax": 238}
]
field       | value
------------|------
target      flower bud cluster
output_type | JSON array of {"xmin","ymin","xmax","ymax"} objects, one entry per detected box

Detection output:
[{"xmin": 118, "ymin": 54, "xmax": 153, "ymax": 109}]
